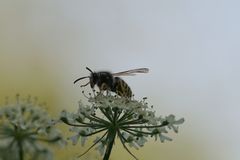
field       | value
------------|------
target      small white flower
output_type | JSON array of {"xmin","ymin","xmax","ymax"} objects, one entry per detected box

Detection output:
[
  {"xmin": 94, "ymin": 136, "xmax": 107, "ymax": 155},
  {"xmin": 135, "ymin": 136, "xmax": 147, "ymax": 147},
  {"xmin": 159, "ymin": 133, "xmax": 172, "ymax": 142},
  {"xmin": 166, "ymin": 114, "xmax": 185, "ymax": 133},
  {"xmin": 95, "ymin": 142, "xmax": 105, "ymax": 156},
  {"xmin": 0, "ymin": 95, "xmax": 65, "ymax": 160},
  {"xmin": 69, "ymin": 134, "xmax": 80, "ymax": 145},
  {"xmin": 129, "ymin": 141, "xmax": 139, "ymax": 150}
]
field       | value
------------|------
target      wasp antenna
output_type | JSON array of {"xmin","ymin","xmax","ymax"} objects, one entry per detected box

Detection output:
[
  {"xmin": 80, "ymin": 82, "xmax": 90, "ymax": 87},
  {"xmin": 73, "ymin": 76, "xmax": 89, "ymax": 84},
  {"xmin": 86, "ymin": 67, "xmax": 94, "ymax": 74}
]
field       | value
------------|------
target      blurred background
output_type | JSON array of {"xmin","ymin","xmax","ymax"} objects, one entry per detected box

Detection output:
[{"xmin": 0, "ymin": 0, "xmax": 240, "ymax": 160}]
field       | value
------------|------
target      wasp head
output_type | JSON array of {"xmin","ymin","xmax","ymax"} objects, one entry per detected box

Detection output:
[
  {"xmin": 74, "ymin": 67, "xmax": 95, "ymax": 87},
  {"xmin": 89, "ymin": 72, "xmax": 98, "ymax": 88}
]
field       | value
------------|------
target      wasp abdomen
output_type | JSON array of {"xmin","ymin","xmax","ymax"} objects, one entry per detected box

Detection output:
[{"xmin": 112, "ymin": 77, "xmax": 132, "ymax": 98}]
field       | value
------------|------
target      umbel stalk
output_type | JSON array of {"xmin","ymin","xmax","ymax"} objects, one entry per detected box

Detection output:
[{"xmin": 103, "ymin": 129, "xmax": 116, "ymax": 160}]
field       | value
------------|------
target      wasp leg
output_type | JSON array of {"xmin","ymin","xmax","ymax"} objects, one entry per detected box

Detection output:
[
  {"xmin": 91, "ymin": 88, "xmax": 96, "ymax": 97},
  {"xmin": 106, "ymin": 90, "xmax": 110, "ymax": 96},
  {"xmin": 99, "ymin": 83, "xmax": 110, "ymax": 96}
]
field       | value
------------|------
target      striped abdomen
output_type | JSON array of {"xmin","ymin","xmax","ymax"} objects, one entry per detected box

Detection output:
[{"xmin": 112, "ymin": 77, "xmax": 132, "ymax": 98}]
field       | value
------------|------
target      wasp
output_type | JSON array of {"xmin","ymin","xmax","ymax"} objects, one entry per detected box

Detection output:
[{"xmin": 74, "ymin": 67, "xmax": 149, "ymax": 98}]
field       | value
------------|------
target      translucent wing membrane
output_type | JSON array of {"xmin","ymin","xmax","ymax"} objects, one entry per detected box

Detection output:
[{"xmin": 112, "ymin": 68, "xmax": 149, "ymax": 77}]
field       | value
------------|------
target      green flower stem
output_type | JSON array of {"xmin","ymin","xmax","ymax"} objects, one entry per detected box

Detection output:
[
  {"xmin": 81, "ymin": 127, "xmax": 108, "ymax": 137},
  {"xmin": 103, "ymin": 108, "xmax": 119, "ymax": 160},
  {"xmin": 122, "ymin": 128, "xmax": 153, "ymax": 136},
  {"xmin": 126, "ymin": 122, "xmax": 169, "ymax": 129},
  {"xmin": 119, "ymin": 119, "xmax": 146, "ymax": 126},
  {"xmin": 62, "ymin": 119, "xmax": 105, "ymax": 129},
  {"xmin": 18, "ymin": 140, "xmax": 23, "ymax": 160},
  {"xmin": 78, "ymin": 131, "xmax": 108, "ymax": 158},
  {"xmin": 107, "ymin": 108, "xmax": 115, "ymax": 121},
  {"xmin": 118, "ymin": 110, "xmax": 134, "ymax": 122},
  {"xmin": 115, "ymin": 109, "xmax": 122, "ymax": 120},
  {"xmin": 30, "ymin": 136, "xmax": 62, "ymax": 143},
  {"xmin": 117, "ymin": 130, "xmax": 138, "ymax": 160},
  {"xmin": 100, "ymin": 108, "xmax": 113, "ymax": 122},
  {"xmin": 87, "ymin": 114, "xmax": 110, "ymax": 125},
  {"xmin": 103, "ymin": 129, "xmax": 116, "ymax": 160},
  {"xmin": 91, "ymin": 114, "xmax": 110, "ymax": 123},
  {"xmin": 121, "ymin": 128, "xmax": 140, "ymax": 137}
]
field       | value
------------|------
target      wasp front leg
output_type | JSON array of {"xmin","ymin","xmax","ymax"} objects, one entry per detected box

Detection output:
[{"xmin": 91, "ymin": 88, "xmax": 97, "ymax": 97}]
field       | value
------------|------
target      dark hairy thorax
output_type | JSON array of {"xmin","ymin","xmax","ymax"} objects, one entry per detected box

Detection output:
[{"xmin": 96, "ymin": 72, "xmax": 114, "ymax": 90}]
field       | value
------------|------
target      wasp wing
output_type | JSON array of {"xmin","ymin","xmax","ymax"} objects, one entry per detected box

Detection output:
[{"xmin": 112, "ymin": 68, "xmax": 149, "ymax": 76}]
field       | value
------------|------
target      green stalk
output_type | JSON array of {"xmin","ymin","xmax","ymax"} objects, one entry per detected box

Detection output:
[
  {"xmin": 103, "ymin": 108, "xmax": 118, "ymax": 160},
  {"xmin": 103, "ymin": 130, "xmax": 116, "ymax": 160},
  {"xmin": 18, "ymin": 140, "xmax": 24, "ymax": 160}
]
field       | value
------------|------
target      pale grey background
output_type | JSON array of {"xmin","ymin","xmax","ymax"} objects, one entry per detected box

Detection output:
[{"xmin": 0, "ymin": 1, "xmax": 239, "ymax": 160}]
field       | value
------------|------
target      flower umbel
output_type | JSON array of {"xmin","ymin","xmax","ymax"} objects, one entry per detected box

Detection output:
[
  {"xmin": 61, "ymin": 93, "xmax": 184, "ymax": 160},
  {"xmin": 0, "ymin": 95, "xmax": 65, "ymax": 160}
]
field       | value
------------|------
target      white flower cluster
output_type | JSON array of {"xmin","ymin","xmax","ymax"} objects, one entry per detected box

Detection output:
[
  {"xmin": 0, "ymin": 95, "xmax": 65, "ymax": 160},
  {"xmin": 61, "ymin": 94, "xmax": 184, "ymax": 160}
]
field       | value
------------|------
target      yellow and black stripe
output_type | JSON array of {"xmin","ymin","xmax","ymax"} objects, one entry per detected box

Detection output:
[{"xmin": 114, "ymin": 77, "xmax": 132, "ymax": 98}]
